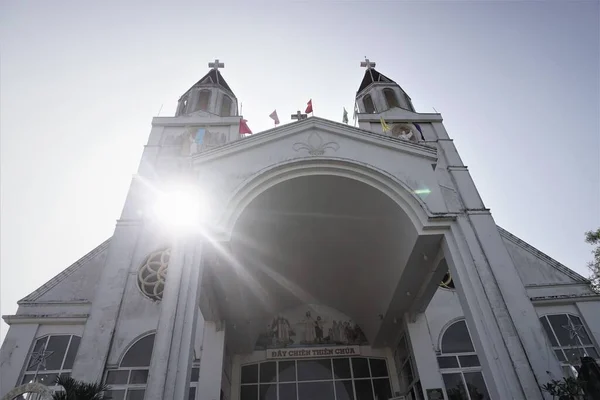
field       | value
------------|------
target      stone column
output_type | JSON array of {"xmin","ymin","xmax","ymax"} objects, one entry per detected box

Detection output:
[
  {"xmin": 145, "ymin": 235, "xmax": 204, "ymax": 400},
  {"xmin": 198, "ymin": 321, "xmax": 226, "ymax": 400},
  {"xmin": 404, "ymin": 314, "xmax": 445, "ymax": 394}
]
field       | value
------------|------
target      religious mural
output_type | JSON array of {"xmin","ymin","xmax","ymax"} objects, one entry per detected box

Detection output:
[{"xmin": 255, "ymin": 304, "xmax": 367, "ymax": 350}]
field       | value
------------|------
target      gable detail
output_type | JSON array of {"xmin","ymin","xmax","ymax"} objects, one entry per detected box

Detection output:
[
  {"xmin": 19, "ymin": 238, "xmax": 111, "ymax": 303},
  {"xmin": 498, "ymin": 226, "xmax": 588, "ymax": 285}
]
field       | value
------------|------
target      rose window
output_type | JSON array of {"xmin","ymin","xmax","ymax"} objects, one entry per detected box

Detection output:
[{"xmin": 137, "ymin": 249, "xmax": 170, "ymax": 301}]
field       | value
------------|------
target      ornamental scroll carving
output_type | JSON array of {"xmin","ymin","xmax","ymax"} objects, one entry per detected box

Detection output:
[{"xmin": 293, "ymin": 132, "xmax": 339, "ymax": 156}]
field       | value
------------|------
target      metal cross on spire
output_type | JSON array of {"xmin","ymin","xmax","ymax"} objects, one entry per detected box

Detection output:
[
  {"xmin": 360, "ymin": 57, "xmax": 376, "ymax": 70},
  {"xmin": 208, "ymin": 59, "xmax": 224, "ymax": 71},
  {"xmin": 291, "ymin": 111, "xmax": 307, "ymax": 121}
]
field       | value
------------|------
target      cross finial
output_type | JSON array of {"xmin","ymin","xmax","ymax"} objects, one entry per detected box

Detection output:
[
  {"xmin": 360, "ymin": 57, "xmax": 376, "ymax": 70},
  {"xmin": 291, "ymin": 111, "xmax": 307, "ymax": 121},
  {"xmin": 208, "ymin": 59, "xmax": 224, "ymax": 71}
]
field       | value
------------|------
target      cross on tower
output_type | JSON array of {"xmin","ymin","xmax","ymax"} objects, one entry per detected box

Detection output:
[
  {"xmin": 360, "ymin": 57, "xmax": 376, "ymax": 70},
  {"xmin": 208, "ymin": 59, "xmax": 224, "ymax": 71},
  {"xmin": 291, "ymin": 111, "xmax": 307, "ymax": 121}
]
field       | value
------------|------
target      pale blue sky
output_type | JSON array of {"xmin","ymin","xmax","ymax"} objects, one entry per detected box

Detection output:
[{"xmin": 1, "ymin": 1, "xmax": 599, "ymax": 341}]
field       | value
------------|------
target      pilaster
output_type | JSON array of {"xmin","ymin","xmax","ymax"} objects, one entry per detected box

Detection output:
[
  {"xmin": 145, "ymin": 236, "xmax": 204, "ymax": 400},
  {"xmin": 198, "ymin": 321, "xmax": 226, "ymax": 400},
  {"xmin": 71, "ymin": 220, "xmax": 143, "ymax": 382},
  {"xmin": 404, "ymin": 314, "xmax": 445, "ymax": 395}
]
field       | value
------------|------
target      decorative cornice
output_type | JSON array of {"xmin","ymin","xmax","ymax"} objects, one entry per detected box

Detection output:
[
  {"xmin": 497, "ymin": 225, "xmax": 589, "ymax": 284},
  {"xmin": 358, "ymin": 113, "xmax": 443, "ymax": 123},
  {"xmin": 152, "ymin": 115, "xmax": 241, "ymax": 127},
  {"xmin": 2, "ymin": 314, "xmax": 89, "ymax": 325},
  {"xmin": 192, "ymin": 117, "xmax": 438, "ymax": 165},
  {"xmin": 19, "ymin": 238, "xmax": 111, "ymax": 303},
  {"xmin": 18, "ymin": 300, "xmax": 91, "ymax": 306},
  {"xmin": 530, "ymin": 293, "xmax": 600, "ymax": 305}
]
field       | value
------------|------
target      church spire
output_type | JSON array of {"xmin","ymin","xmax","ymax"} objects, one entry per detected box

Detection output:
[
  {"xmin": 355, "ymin": 58, "xmax": 414, "ymax": 114},
  {"xmin": 176, "ymin": 59, "xmax": 238, "ymax": 117}
]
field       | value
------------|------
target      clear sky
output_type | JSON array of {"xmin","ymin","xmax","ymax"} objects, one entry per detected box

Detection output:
[{"xmin": 1, "ymin": 1, "xmax": 599, "ymax": 342}]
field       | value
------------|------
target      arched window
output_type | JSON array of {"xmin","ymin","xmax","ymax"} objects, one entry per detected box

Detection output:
[
  {"xmin": 221, "ymin": 95, "xmax": 232, "ymax": 116},
  {"xmin": 383, "ymin": 89, "xmax": 399, "ymax": 109},
  {"xmin": 437, "ymin": 320, "xmax": 490, "ymax": 400},
  {"xmin": 195, "ymin": 90, "xmax": 211, "ymax": 112},
  {"xmin": 362, "ymin": 95, "xmax": 375, "ymax": 114},
  {"xmin": 20, "ymin": 334, "xmax": 81, "ymax": 391},
  {"xmin": 539, "ymin": 314, "xmax": 600, "ymax": 376},
  {"xmin": 104, "ymin": 334, "xmax": 200, "ymax": 400}
]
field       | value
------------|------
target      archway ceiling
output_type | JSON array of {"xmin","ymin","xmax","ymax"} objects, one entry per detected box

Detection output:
[{"xmin": 208, "ymin": 175, "xmax": 440, "ymax": 352}]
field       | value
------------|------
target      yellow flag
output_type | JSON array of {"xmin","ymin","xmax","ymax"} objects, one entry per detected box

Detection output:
[{"xmin": 380, "ymin": 116, "xmax": 390, "ymax": 132}]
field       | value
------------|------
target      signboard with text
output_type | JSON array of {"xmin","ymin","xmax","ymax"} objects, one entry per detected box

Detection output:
[{"xmin": 266, "ymin": 346, "xmax": 360, "ymax": 360}]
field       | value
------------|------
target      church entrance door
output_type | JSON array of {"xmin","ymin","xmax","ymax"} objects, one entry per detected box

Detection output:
[{"xmin": 240, "ymin": 357, "xmax": 392, "ymax": 400}]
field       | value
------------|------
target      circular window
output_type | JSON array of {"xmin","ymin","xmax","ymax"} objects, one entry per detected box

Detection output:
[
  {"xmin": 440, "ymin": 271, "xmax": 455, "ymax": 289},
  {"xmin": 137, "ymin": 249, "xmax": 170, "ymax": 301}
]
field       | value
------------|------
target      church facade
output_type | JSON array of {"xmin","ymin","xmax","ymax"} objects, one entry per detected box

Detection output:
[{"xmin": 1, "ymin": 60, "xmax": 599, "ymax": 400}]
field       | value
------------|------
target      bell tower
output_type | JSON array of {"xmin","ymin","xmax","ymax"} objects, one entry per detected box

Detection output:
[
  {"xmin": 355, "ymin": 59, "xmax": 423, "ymax": 143},
  {"xmin": 356, "ymin": 58, "xmax": 415, "ymax": 115},
  {"xmin": 176, "ymin": 59, "xmax": 238, "ymax": 117}
]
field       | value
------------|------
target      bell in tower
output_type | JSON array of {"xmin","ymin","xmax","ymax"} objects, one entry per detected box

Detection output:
[{"xmin": 176, "ymin": 59, "xmax": 238, "ymax": 117}]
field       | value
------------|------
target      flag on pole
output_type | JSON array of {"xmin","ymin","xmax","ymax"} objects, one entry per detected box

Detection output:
[
  {"xmin": 342, "ymin": 108, "xmax": 349, "ymax": 124},
  {"xmin": 380, "ymin": 117, "xmax": 390, "ymax": 133},
  {"xmin": 195, "ymin": 128, "xmax": 206, "ymax": 144},
  {"xmin": 239, "ymin": 119, "xmax": 252, "ymax": 135},
  {"xmin": 269, "ymin": 110, "xmax": 280, "ymax": 125},
  {"xmin": 305, "ymin": 99, "xmax": 313, "ymax": 114},
  {"xmin": 413, "ymin": 123, "xmax": 424, "ymax": 140}
]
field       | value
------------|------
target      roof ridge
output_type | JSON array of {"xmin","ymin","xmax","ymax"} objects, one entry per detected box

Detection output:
[
  {"xmin": 19, "ymin": 238, "xmax": 112, "ymax": 303},
  {"xmin": 497, "ymin": 226, "xmax": 589, "ymax": 283}
]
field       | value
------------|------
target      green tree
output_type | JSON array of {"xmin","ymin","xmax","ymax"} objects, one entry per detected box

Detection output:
[
  {"xmin": 52, "ymin": 376, "xmax": 109, "ymax": 400},
  {"xmin": 585, "ymin": 228, "xmax": 600, "ymax": 292}
]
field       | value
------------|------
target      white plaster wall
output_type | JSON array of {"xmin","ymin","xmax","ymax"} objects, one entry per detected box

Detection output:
[
  {"xmin": 576, "ymin": 301, "xmax": 600, "ymax": 349},
  {"xmin": 0, "ymin": 324, "xmax": 38, "ymax": 397},
  {"xmin": 424, "ymin": 289, "xmax": 464, "ymax": 352},
  {"xmin": 105, "ymin": 228, "xmax": 170, "ymax": 365},
  {"xmin": 504, "ymin": 239, "xmax": 580, "ymax": 285}
]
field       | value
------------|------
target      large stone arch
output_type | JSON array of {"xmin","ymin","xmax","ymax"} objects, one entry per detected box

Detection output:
[
  {"xmin": 209, "ymin": 158, "xmax": 451, "ymax": 352},
  {"xmin": 218, "ymin": 157, "xmax": 440, "ymax": 241}
]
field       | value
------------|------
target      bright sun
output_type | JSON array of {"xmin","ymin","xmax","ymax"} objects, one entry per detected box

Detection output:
[{"xmin": 153, "ymin": 186, "xmax": 205, "ymax": 230}]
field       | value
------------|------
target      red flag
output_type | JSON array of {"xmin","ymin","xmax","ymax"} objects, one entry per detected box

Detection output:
[
  {"xmin": 305, "ymin": 99, "xmax": 313, "ymax": 114},
  {"xmin": 239, "ymin": 119, "xmax": 252, "ymax": 135},
  {"xmin": 269, "ymin": 110, "xmax": 280, "ymax": 125}
]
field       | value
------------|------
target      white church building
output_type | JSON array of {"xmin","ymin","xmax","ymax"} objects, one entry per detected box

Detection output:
[{"xmin": 1, "ymin": 60, "xmax": 599, "ymax": 400}]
